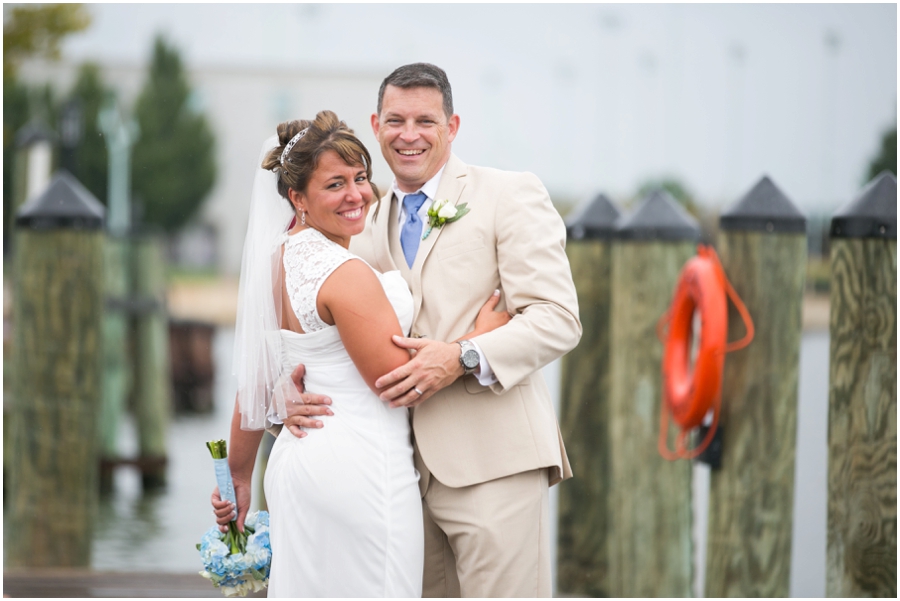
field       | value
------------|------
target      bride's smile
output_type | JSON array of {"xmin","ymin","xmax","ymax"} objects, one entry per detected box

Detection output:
[{"xmin": 289, "ymin": 149, "xmax": 374, "ymax": 248}]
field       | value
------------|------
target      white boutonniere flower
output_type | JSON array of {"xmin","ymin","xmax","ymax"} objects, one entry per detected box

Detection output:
[{"xmin": 423, "ymin": 199, "xmax": 470, "ymax": 240}]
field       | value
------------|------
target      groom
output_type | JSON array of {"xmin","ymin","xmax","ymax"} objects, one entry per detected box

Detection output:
[{"xmin": 289, "ymin": 63, "xmax": 580, "ymax": 597}]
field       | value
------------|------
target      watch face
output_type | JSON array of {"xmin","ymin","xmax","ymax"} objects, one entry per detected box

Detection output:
[{"xmin": 462, "ymin": 349, "xmax": 480, "ymax": 369}]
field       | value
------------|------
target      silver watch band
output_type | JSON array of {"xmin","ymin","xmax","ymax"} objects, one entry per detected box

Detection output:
[{"xmin": 457, "ymin": 340, "xmax": 478, "ymax": 375}]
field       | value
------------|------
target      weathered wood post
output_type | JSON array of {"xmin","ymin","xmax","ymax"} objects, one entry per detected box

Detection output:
[
  {"xmin": 4, "ymin": 124, "xmax": 56, "ymax": 494},
  {"xmin": 131, "ymin": 232, "xmax": 172, "ymax": 489},
  {"xmin": 826, "ymin": 171, "xmax": 896, "ymax": 597},
  {"xmin": 97, "ymin": 101, "xmax": 139, "ymax": 490},
  {"xmin": 557, "ymin": 193, "xmax": 620, "ymax": 596},
  {"xmin": 7, "ymin": 172, "xmax": 105, "ymax": 567},
  {"xmin": 608, "ymin": 190, "xmax": 699, "ymax": 597},
  {"xmin": 705, "ymin": 175, "xmax": 807, "ymax": 596},
  {"xmin": 99, "ymin": 235, "xmax": 131, "ymax": 491}
]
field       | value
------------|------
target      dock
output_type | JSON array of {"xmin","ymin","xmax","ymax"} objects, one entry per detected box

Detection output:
[{"xmin": 3, "ymin": 569, "xmax": 266, "ymax": 598}]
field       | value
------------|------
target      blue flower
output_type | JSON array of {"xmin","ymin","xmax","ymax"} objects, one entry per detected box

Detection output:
[{"xmin": 198, "ymin": 511, "xmax": 271, "ymax": 597}]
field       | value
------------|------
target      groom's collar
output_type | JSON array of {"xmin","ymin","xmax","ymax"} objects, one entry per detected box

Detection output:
[{"xmin": 390, "ymin": 163, "xmax": 446, "ymax": 205}]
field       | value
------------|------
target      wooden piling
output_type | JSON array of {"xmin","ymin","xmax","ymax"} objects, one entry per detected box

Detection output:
[
  {"xmin": 131, "ymin": 234, "xmax": 171, "ymax": 489},
  {"xmin": 99, "ymin": 236, "xmax": 132, "ymax": 492},
  {"xmin": 7, "ymin": 172, "xmax": 105, "ymax": 567},
  {"xmin": 608, "ymin": 190, "xmax": 699, "ymax": 597},
  {"xmin": 705, "ymin": 175, "xmax": 807, "ymax": 597},
  {"xmin": 826, "ymin": 171, "xmax": 896, "ymax": 597},
  {"xmin": 557, "ymin": 193, "xmax": 620, "ymax": 596}
]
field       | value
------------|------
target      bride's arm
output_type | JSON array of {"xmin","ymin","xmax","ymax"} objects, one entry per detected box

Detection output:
[
  {"xmin": 211, "ymin": 398, "xmax": 264, "ymax": 533},
  {"xmin": 461, "ymin": 289, "xmax": 511, "ymax": 339},
  {"xmin": 317, "ymin": 259, "xmax": 410, "ymax": 394}
]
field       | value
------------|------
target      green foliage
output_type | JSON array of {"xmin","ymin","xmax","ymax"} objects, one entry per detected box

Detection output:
[
  {"xmin": 3, "ymin": 4, "xmax": 89, "ymax": 249},
  {"xmin": 65, "ymin": 63, "xmax": 112, "ymax": 203},
  {"xmin": 132, "ymin": 36, "xmax": 216, "ymax": 233},
  {"xmin": 866, "ymin": 126, "xmax": 896, "ymax": 181},
  {"xmin": 3, "ymin": 4, "xmax": 90, "ymax": 78},
  {"xmin": 3, "ymin": 75, "xmax": 30, "ymax": 231}
]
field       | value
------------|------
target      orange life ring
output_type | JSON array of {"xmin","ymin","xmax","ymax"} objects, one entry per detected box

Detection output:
[{"xmin": 658, "ymin": 244, "xmax": 754, "ymax": 461}]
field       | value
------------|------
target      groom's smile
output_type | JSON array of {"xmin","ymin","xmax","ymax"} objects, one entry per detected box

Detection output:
[{"xmin": 372, "ymin": 85, "xmax": 460, "ymax": 193}]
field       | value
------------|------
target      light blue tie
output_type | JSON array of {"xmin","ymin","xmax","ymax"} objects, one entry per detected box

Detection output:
[{"xmin": 401, "ymin": 192, "xmax": 428, "ymax": 268}]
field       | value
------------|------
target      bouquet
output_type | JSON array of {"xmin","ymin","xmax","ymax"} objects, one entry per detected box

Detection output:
[{"xmin": 198, "ymin": 439, "xmax": 272, "ymax": 597}]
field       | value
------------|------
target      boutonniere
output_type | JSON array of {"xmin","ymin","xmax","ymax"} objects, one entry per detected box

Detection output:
[{"xmin": 422, "ymin": 199, "xmax": 470, "ymax": 240}]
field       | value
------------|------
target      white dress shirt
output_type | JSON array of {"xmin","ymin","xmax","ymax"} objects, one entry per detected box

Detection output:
[{"xmin": 391, "ymin": 166, "xmax": 499, "ymax": 387}]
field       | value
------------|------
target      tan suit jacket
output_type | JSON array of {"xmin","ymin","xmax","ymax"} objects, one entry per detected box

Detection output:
[{"xmin": 351, "ymin": 154, "xmax": 580, "ymax": 490}]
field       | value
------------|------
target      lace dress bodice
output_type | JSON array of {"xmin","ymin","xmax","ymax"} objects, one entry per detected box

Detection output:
[
  {"xmin": 283, "ymin": 228, "xmax": 356, "ymax": 332},
  {"xmin": 281, "ymin": 227, "xmax": 413, "ymax": 335}
]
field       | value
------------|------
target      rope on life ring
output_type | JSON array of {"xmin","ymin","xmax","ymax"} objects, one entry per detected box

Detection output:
[{"xmin": 656, "ymin": 244, "xmax": 754, "ymax": 461}]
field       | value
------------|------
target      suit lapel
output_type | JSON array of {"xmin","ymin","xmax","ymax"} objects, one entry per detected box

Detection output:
[
  {"xmin": 410, "ymin": 154, "xmax": 468, "ymax": 317},
  {"xmin": 370, "ymin": 191, "xmax": 398, "ymax": 272}
]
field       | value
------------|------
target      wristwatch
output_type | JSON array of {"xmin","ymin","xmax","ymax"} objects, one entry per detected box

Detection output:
[{"xmin": 457, "ymin": 340, "xmax": 480, "ymax": 375}]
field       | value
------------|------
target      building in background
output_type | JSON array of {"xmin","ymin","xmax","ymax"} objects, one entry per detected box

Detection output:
[{"xmin": 18, "ymin": 57, "xmax": 390, "ymax": 274}]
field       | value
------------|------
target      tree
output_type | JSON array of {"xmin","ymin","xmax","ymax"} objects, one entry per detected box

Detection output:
[
  {"xmin": 132, "ymin": 35, "xmax": 216, "ymax": 233},
  {"xmin": 65, "ymin": 63, "xmax": 113, "ymax": 203},
  {"xmin": 3, "ymin": 4, "xmax": 90, "ymax": 251},
  {"xmin": 3, "ymin": 4, "xmax": 90, "ymax": 79},
  {"xmin": 866, "ymin": 126, "xmax": 897, "ymax": 181}
]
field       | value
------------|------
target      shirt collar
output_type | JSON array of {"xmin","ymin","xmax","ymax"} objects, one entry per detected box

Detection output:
[{"xmin": 391, "ymin": 163, "xmax": 447, "ymax": 205}]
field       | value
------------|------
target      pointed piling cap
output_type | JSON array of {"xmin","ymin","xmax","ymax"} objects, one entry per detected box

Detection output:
[
  {"xmin": 720, "ymin": 175, "xmax": 806, "ymax": 233},
  {"xmin": 615, "ymin": 189, "xmax": 701, "ymax": 241},
  {"xmin": 831, "ymin": 171, "xmax": 896, "ymax": 239},
  {"xmin": 16, "ymin": 170, "xmax": 105, "ymax": 230},
  {"xmin": 566, "ymin": 192, "xmax": 621, "ymax": 240},
  {"xmin": 15, "ymin": 122, "xmax": 56, "ymax": 148}
]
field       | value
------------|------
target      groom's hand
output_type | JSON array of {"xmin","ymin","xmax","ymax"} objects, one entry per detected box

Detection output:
[
  {"xmin": 283, "ymin": 363, "xmax": 333, "ymax": 437},
  {"xmin": 376, "ymin": 336, "xmax": 463, "ymax": 408}
]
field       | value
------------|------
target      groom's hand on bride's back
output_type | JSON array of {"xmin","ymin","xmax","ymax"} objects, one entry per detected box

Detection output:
[{"xmin": 284, "ymin": 363, "xmax": 334, "ymax": 437}]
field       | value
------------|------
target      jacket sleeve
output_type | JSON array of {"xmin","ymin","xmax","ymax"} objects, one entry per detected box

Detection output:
[{"xmin": 471, "ymin": 172, "xmax": 582, "ymax": 392}]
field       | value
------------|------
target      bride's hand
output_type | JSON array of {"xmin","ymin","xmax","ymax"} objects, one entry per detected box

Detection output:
[
  {"xmin": 210, "ymin": 476, "xmax": 252, "ymax": 533},
  {"xmin": 471, "ymin": 289, "xmax": 511, "ymax": 337}
]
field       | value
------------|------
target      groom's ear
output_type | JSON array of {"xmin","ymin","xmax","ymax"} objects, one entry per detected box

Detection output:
[
  {"xmin": 447, "ymin": 114, "xmax": 460, "ymax": 142},
  {"xmin": 371, "ymin": 113, "xmax": 380, "ymax": 137}
]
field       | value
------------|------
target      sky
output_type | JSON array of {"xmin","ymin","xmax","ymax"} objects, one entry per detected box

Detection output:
[{"xmin": 53, "ymin": 3, "xmax": 899, "ymax": 213}]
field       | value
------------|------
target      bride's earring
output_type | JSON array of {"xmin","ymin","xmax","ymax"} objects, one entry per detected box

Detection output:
[{"xmin": 301, "ymin": 211, "xmax": 306, "ymax": 226}]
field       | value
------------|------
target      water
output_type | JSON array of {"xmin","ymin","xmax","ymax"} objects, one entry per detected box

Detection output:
[
  {"xmin": 92, "ymin": 328, "xmax": 240, "ymax": 573},
  {"xmin": 92, "ymin": 328, "xmax": 831, "ymax": 597}
]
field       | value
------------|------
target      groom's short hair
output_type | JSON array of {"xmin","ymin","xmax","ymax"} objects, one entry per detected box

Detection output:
[{"xmin": 377, "ymin": 63, "xmax": 454, "ymax": 119}]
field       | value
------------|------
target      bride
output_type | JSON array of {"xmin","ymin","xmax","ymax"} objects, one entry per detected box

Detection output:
[{"xmin": 210, "ymin": 111, "xmax": 508, "ymax": 597}]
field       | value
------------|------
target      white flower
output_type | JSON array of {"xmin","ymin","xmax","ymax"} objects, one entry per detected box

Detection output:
[{"xmin": 438, "ymin": 203, "xmax": 457, "ymax": 219}]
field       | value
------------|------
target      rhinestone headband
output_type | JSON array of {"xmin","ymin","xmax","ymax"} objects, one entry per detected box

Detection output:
[{"xmin": 279, "ymin": 128, "xmax": 309, "ymax": 166}]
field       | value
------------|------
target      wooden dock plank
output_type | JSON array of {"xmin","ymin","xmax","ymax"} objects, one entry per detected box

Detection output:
[{"xmin": 3, "ymin": 569, "xmax": 266, "ymax": 598}]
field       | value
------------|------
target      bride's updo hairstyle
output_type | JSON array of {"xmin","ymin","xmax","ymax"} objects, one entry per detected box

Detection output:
[{"xmin": 261, "ymin": 110, "xmax": 379, "ymax": 204}]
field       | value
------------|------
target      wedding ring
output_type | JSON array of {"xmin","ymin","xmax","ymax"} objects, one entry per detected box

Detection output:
[{"xmin": 414, "ymin": 387, "xmax": 424, "ymax": 396}]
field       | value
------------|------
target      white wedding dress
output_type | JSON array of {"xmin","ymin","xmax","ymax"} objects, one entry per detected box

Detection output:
[{"xmin": 264, "ymin": 228, "xmax": 424, "ymax": 597}]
